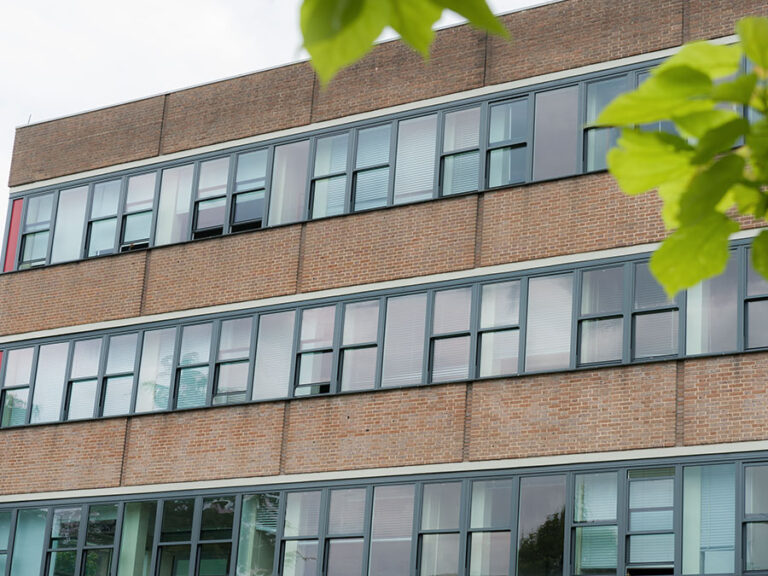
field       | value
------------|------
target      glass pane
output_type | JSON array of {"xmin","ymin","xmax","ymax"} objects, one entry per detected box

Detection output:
[
  {"xmin": 179, "ymin": 323, "xmax": 212, "ymax": 366},
  {"xmin": 746, "ymin": 466, "xmax": 768, "ymax": 514},
  {"xmin": 236, "ymin": 493, "xmax": 278, "ymax": 576},
  {"xmin": 340, "ymin": 347, "xmax": 377, "ymax": 392},
  {"xmin": 21, "ymin": 230, "xmax": 49, "ymax": 265},
  {"xmin": 4, "ymin": 347, "xmax": 34, "ymax": 387},
  {"xmin": 10, "ymin": 508, "xmax": 46, "ymax": 576},
  {"xmin": 284, "ymin": 492, "xmax": 321, "ymax": 538},
  {"xmin": 315, "ymin": 134, "xmax": 348, "ymax": 177},
  {"xmin": 683, "ymin": 464, "xmax": 735, "ymax": 575},
  {"xmin": 369, "ymin": 484, "xmax": 415, "ymax": 576},
  {"xmin": 582, "ymin": 267, "xmax": 623, "ymax": 315},
  {"xmin": 48, "ymin": 550, "xmax": 77, "ymax": 576},
  {"xmin": 91, "ymin": 180, "xmax": 121, "ymax": 218},
  {"xmin": 31, "ymin": 342, "xmax": 69, "ymax": 423},
  {"xmin": 746, "ymin": 523, "xmax": 768, "ymax": 571},
  {"xmin": 51, "ymin": 186, "xmax": 87, "ymax": 264},
  {"xmin": 422, "ymin": 482, "xmax": 461, "ymax": 530},
  {"xmin": 71, "ymin": 338, "xmax": 102, "ymax": 379},
  {"xmin": 634, "ymin": 311, "xmax": 678, "ymax": 358},
  {"xmin": 0, "ymin": 510, "xmax": 10, "ymax": 548},
  {"xmin": 329, "ymin": 488, "xmax": 366, "ymax": 534},
  {"xmin": 586, "ymin": 128, "xmax": 619, "ymax": 172},
  {"xmin": 157, "ymin": 546, "xmax": 190, "ymax": 576},
  {"xmin": 0, "ymin": 555, "xmax": 5, "ymax": 575},
  {"xmin": 201, "ymin": 495, "xmax": 235, "ymax": 541},
  {"xmin": 282, "ymin": 541, "xmax": 317, "ymax": 576},
  {"xmin": 635, "ymin": 263, "xmax": 673, "ymax": 309},
  {"xmin": 580, "ymin": 318, "xmax": 623, "ymax": 364},
  {"xmin": 575, "ymin": 473, "xmax": 617, "ymax": 522},
  {"xmin": 86, "ymin": 504, "xmax": 118, "ymax": 546},
  {"xmin": 489, "ymin": 100, "xmax": 527, "ymax": 144},
  {"xmin": 51, "ymin": 507, "xmax": 81, "ymax": 548},
  {"xmin": 394, "ymin": 115, "xmax": 437, "ymax": 204},
  {"xmin": 327, "ymin": 539, "xmax": 363, "ymax": 576},
  {"xmin": 381, "ymin": 293, "xmax": 427, "ymax": 387},
  {"xmin": 747, "ymin": 299, "xmax": 768, "ymax": 349},
  {"xmin": 215, "ymin": 362, "xmax": 248, "ymax": 402},
  {"xmin": 236, "ymin": 150, "xmax": 268, "ymax": 193},
  {"xmin": 433, "ymin": 287, "xmax": 472, "ymax": 334},
  {"xmin": 135, "ymin": 328, "xmax": 176, "ymax": 413},
  {"xmin": 298, "ymin": 352, "xmax": 332, "ymax": 386},
  {"xmin": 125, "ymin": 173, "xmax": 156, "ymax": 213},
  {"xmin": 585, "ymin": 77, "xmax": 625, "ymax": 171},
  {"xmin": 533, "ymin": 86, "xmax": 579, "ymax": 180},
  {"xmin": 517, "ymin": 475, "xmax": 565, "ymax": 576},
  {"xmin": 432, "ymin": 336, "xmax": 470, "ymax": 382},
  {"xmin": 573, "ymin": 526, "xmax": 617, "ymax": 575},
  {"xmin": 25, "ymin": 193, "xmax": 54, "ymax": 230},
  {"xmin": 444, "ymin": 107, "xmax": 480, "ymax": 152},
  {"xmin": 233, "ymin": 191, "xmax": 265, "ymax": 225},
  {"xmin": 488, "ymin": 146, "xmax": 527, "ymax": 187},
  {"xmin": 177, "ymin": 366, "xmax": 209, "ymax": 409},
  {"xmin": 471, "ymin": 479, "xmax": 513, "ymax": 529},
  {"xmin": 253, "ymin": 311, "xmax": 295, "ymax": 400},
  {"xmin": 117, "ymin": 501, "xmax": 156, "ymax": 576},
  {"xmin": 343, "ymin": 300, "xmax": 379, "ymax": 345},
  {"xmin": 123, "ymin": 212, "xmax": 152, "ymax": 244},
  {"xmin": 88, "ymin": 218, "xmax": 117, "ymax": 257},
  {"xmin": 312, "ymin": 175, "xmax": 346, "ymax": 218},
  {"xmin": 420, "ymin": 533, "xmax": 459, "ymax": 576},
  {"xmin": 199, "ymin": 543, "xmax": 231, "ymax": 576},
  {"xmin": 470, "ymin": 531, "xmax": 510, "ymax": 576},
  {"xmin": 630, "ymin": 510, "xmax": 672, "ymax": 532},
  {"xmin": 356, "ymin": 125, "xmax": 391, "ymax": 169},
  {"xmin": 156, "ymin": 164, "xmax": 194, "ymax": 246},
  {"xmin": 443, "ymin": 151, "xmax": 479, "ymax": 195},
  {"xmin": 218, "ymin": 318, "xmax": 252, "ymax": 361},
  {"xmin": 102, "ymin": 376, "xmax": 133, "ymax": 417},
  {"xmin": 480, "ymin": 329, "xmax": 519, "ymax": 377},
  {"xmin": 161, "ymin": 499, "xmax": 195, "ymax": 543},
  {"xmin": 2, "ymin": 388, "xmax": 29, "ymax": 427},
  {"xmin": 300, "ymin": 306, "xmax": 335, "ymax": 350},
  {"xmin": 481, "ymin": 281, "xmax": 520, "ymax": 328},
  {"xmin": 748, "ymin": 254, "xmax": 768, "ymax": 296},
  {"xmin": 268, "ymin": 141, "xmax": 310, "ymax": 226},
  {"xmin": 67, "ymin": 379, "xmax": 97, "ymax": 420},
  {"xmin": 82, "ymin": 549, "xmax": 112, "ymax": 576},
  {"xmin": 196, "ymin": 198, "xmax": 226, "ymax": 231},
  {"xmin": 686, "ymin": 253, "xmax": 737, "ymax": 354},
  {"xmin": 630, "ymin": 478, "xmax": 674, "ymax": 509},
  {"xmin": 629, "ymin": 534, "xmax": 674, "ymax": 564},
  {"xmin": 525, "ymin": 275, "xmax": 573, "ymax": 372},
  {"xmin": 354, "ymin": 167, "xmax": 388, "ymax": 211},
  {"xmin": 197, "ymin": 157, "xmax": 229, "ymax": 199}
]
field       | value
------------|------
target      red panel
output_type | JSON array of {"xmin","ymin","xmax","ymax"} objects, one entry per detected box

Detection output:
[{"xmin": 4, "ymin": 199, "xmax": 22, "ymax": 272}]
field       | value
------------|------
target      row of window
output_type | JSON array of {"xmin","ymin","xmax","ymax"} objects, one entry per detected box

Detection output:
[
  {"xmin": 4, "ymin": 61, "xmax": 659, "ymax": 272},
  {"xmin": 0, "ymin": 243, "xmax": 766, "ymax": 428},
  {"xmin": 0, "ymin": 455, "xmax": 767, "ymax": 576}
]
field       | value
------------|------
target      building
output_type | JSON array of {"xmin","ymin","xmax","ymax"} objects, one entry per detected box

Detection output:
[{"xmin": 0, "ymin": 0, "xmax": 767, "ymax": 574}]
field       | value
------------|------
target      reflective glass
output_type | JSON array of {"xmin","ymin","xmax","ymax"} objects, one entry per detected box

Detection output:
[
  {"xmin": 88, "ymin": 218, "xmax": 117, "ymax": 257},
  {"xmin": 340, "ymin": 347, "xmax": 377, "ymax": 391},
  {"xmin": 585, "ymin": 77, "xmax": 625, "ymax": 171},
  {"xmin": 86, "ymin": 504, "xmax": 118, "ymax": 546},
  {"xmin": 282, "ymin": 540, "xmax": 317, "ymax": 576},
  {"xmin": 746, "ymin": 523, "xmax": 768, "ymax": 571},
  {"xmin": 443, "ymin": 151, "xmax": 479, "ymax": 195},
  {"xmin": 4, "ymin": 347, "xmax": 34, "ymax": 388},
  {"xmin": 0, "ymin": 510, "xmax": 10, "ymax": 548},
  {"xmin": 480, "ymin": 329, "xmax": 519, "ymax": 377},
  {"xmin": 312, "ymin": 175, "xmax": 346, "ymax": 218},
  {"xmin": 253, "ymin": 311, "xmax": 295, "ymax": 400},
  {"xmin": 157, "ymin": 546, "xmax": 190, "ymax": 576},
  {"xmin": 268, "ymin": 141, "xmax": 310, "ymax": 226},
  {"xmin": 235, "ymin": 150, "xmax": 268, "ymax": 193},
  {"xmin": 51, "ymin": 507, "xmax": 81, "ymax": 549},
  {"xmin": 634, "ymin": 311, "xmax": 678, "ymax": 358},
  {"xmin": 71, "ymin": 338, "xmax": 101, "ymax": 379},
  {"xmin": 2, "ymin": 388, "xmax": 28, "ymax": 427},
  {"xmin": 746, "ymin": 466, "xmax": 768, "ymax": 514},
  {"xmin": 179, "ymin": 323, "xmax": 212, "ymax": 366},
  {"xmin": 574, "ymin": 473, "xmax": 617, "ymax": 522},
  {"xmin": 582, "ymin": 267, "xmax": 623, "ymax": 315},
  {"xmin": 432, "ymin": 336, "xmax": 470, "ymax": 382},
  {"xmin": 298, "ymin": 352, "xmax": 332, "ymax": 386},
  {"xmin": 580, "ymin": 318, "xmax": 623, "ymax": 364},
  {"xmin": 197, "ymin": 157, "xmax": 229, "ymax": 199},
  {"xmin": 177, "ymin": 366, "xmax": 209, "ymax": 409},
  {"xmin": 354, "ymin": 167, "xmax": 388, "ymax": 211},
  {"xmin": 214, "ymin": 362, "xmax": 248, "ymax": 404},
  {"xmin": 470, "ymin": 532, "xmax": 510, "ymax": 576},
  {"xmin": 31, "ymin": 342, "xmax": 69, "ymax": 423},
  {"xmin": 369, "ymin": 484, "xmax": 414, "ymax": 576},
  {"xmin": 748, "ymin": 254, "xmax": 768, "ymax": 296},
  {"xmin": 300, "ymin": 306, "xmax": 335, "ymax": 350},
  {"xmin": 356, "ymin": 125, "xmax": 390, "ymax": 169},
  {"xmin": 122, "ymin": 212, "xmax": 152, "ymax": 244},
  {"xmin": 422, "ymin": 482, "xmax": 461, "ymax": 530},
  {"xmin": 420, "ymin": 533, "xmax": 459, "ymax": 576},
  {"xmin": 21, "ymin": 230, "xmax": 49, "ymax": 265},
  {"xmin": 488, "ymin": 146, "xmax": 526, "ymax": 187},
  {"xmin": 156, "ymin": 164, "xmax": 194, "ymax": 246},
  {"xmin": 233, "ymin": 190, "xmax": 265, "ymax": 224},
  {"xmin": 686, "ymin": 253, "xmax": 737, "ymax": 354},
  {"xmin": 630, "ymin": 510, "xmax": 673, "ymax": 532},
  {"xmin": 329, "ymin": 488, "xmax": 366, "ymax": 534},
  {"xmin": 343, "ymin": 300, "xmax": 379, "ymax": 345},
  {"xmin": 51, "ymin": 186, "xmax": 87, "ymax": 264},
  {"xmin": 199, "ymin": 543, "xmax": 231, "ymax": 576},
  {"xmin": 315, "ymin": 134, "xmax": 348, "ymax": 176},
  {"xmin": 218, "ymin": 318, "xmax": 252, "ymax": 361},
  {"xmin": 586, "ymin": 128, "xmax": 619, "ymax": 172},
  {"xmin": 747, "ymin": 299, "xmax": 768, "ymax": 349},
  {"xmin": 196, "ymin": 198, "xmax": 226, "ymax": 231},
  {"xmin": 135, "ymin": 328, "xmax": 176, "ymax": 413},
  {"xmin": 125, "ymin": 173, "xmax": 156, "ymax": 213},
  {"xmin": 200, "ymin": 495, "xmax": 235, "ymax": 540},
  {"xmin": 284, "ymin": 492, "xmax": 321, "ymax": 538},
  {"xmin": 48, "ymin": 550, "xmax": 77, "ymax": 576},
  {"xmin": 433, "ymin": 287, "xmax": 471, "ymax": 334},
  {"xmin": 489, "ymin": 100, "xmax": 527, "ymax": 144},
  {"xmin": 481, "ymin": 281, "xmax": 520, "ymax": 329},
  {"xmin": 635, "ymin": 263, "xmax": 673, "ymax": 309},
  {"xmin": 573, "ymin": 526, "xmax": 617, "ymax": 575},
  {"xmin": 161, "ymin": 499, "xmax": 195, "ymax": 543},
  {"xmin": 327, "ymin": 539, "xmax": 363, "ymax": 576},
  {"xmin": 444, "ymin": 107, "xmax": 480, "ymax": 152},
  {"xmin": 67, "ymin": 379, "xmax": 97, "ymax": 420},
  {"xmin": 525, "ymin": 274, "xmax": 573, "ymax": 372},
  {"xmin": 117, "ymin": 501, "xmax": 156, "ymax": 576},
  {"xmin": 10, "ymin": 508, "xmax": 46, "ymax": 576},
  {"xmin": 83, "ymin": 549, "xmax": 112, "ymax": 576},
  {"xmin": 236, "ymin": 493, "xmax": 278, "ymax": 576},
  {"xmin": 518, "ymin": 475, "xmax": 565, "ymax": 576},
  {"xmin": 628, "ymin": 534, "xmax": 674, "ymax": 564},
  {"xmin": 106, "ymin": 333, "xmax": 138, "ymax": 375},
  {"xmin": 25, "ymin": 194, "xmax": 54, "ymax": 230},
  {"xmin": 102, "ymin": 376, "xmax": 133, "ymax": 417},
  {"xmin": 533, "ymin": 86, "xmax": 579, "ymax": 180},
  {"xmin": 471, "ymin": 479, "xmax": 513, "ymax": 529},
  {"xmin": 382, "ymin": 293, "xmax": 427, "ymax": 387},
  {"xmin": 394, "ymin": 115, "xmax": 437, "ymax": 204},
  {"xmin": 91, "ymin": 180, "xmax": 121, "ymax": 218}
]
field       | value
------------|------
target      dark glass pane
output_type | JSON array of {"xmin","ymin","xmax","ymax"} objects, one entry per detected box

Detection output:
[
  {"xmin": 235, "ymin": 150, "xmax": 268, "ymax": 193},
  {"xmin": 233, "ymin": 191, "xmax": 265, "ymax": 224},
  {"xmin": 312, "ymin": 175, "xmax": 346, "ymax": 218},
  {"xmin": 196, "ymin": 198, "xmax": 226, "ymax": 231},
  {"xmin": 199, "ymin": 543, "xmax": 231, "ymax": 576},
  {"xmin": 91, "ymin": 180, "xmax": 120, "ymax": 218},
  {"xmin": 214, "ymin": 362, "xmax": 248, "ymax": 404},
  {"xmin": 580, "ymin": 318, "xmax": 623, "ymax": 364},
  {"xmin": 117, "ymin": 501, "xmax": 156, "ymax": 576},
  {"xmin": 268, "ymin": 141, "xmax": 310, "ymax": 226},
  {"xmin": 489, "ymin": 100, "xmax": 527, "ymax": 144},
  {"xmin": 340, "ymin": 347, "xmax": 377, "ymax": 392},
  {"xmin": 329, "ymin": 488, "xmax": 366, "ymax": 535},
  {"xmin": 123, "ymin": 211, "xmax": 152, "ymax": 245},
  {"xmin": 219, "ymin": 318, "xmax": 252, "ymax": 361},
  {"xmin": 161, "ymin": 499, "xmax": 195, "ymax": 543},
  {"xmin": 420, "ymin": 533, "xmax": 459, "ymax": 576},
  {"xmin": 284, "ymin": 492, "xmax": 321, "ymax": 538},
  {"xmin": 298, "ymin": 352, "xmax": 332, "ymax": 386},
  {"xmin": 634, "ymin": 311, "xmax": 678, "ymax": 358},
  {"xmin": 102, "ymin": 376, "xmax": 133, "ymax": 417},
  {"xmin": 471, "ymin": 479, "xmax": 513, "ymax": 529},
  {"xmin": 488, "ymin": 146, "xmax": 526, "ymax": 187},
  {"xmin": 51, "ymin": 186, "xmax": 87, "ymax": 264},
  {"xmin": 480, "ymin": 329, "xmax": 519, "ymax": 377},
  {"xmin": 369, "ymin": 484, "xmax": 415, "ymax": 576},
  {"xmin": 746, "ymin": 466, "xmax": 768, "ymax": 514},
  {"xmin": 157, "ymin": 545, "xmax": 190, "ymax": 576},
  {"xmin": 470, "ymin": 531, "xmax": 510, "ymax": 576},
  {"xmin": 432, "ymin": 336, "xmax": 470, "ymax": 382},
  {"xmin": 443, "ymin": 151, "xmax": 479, "ymax": 195},
  {"xmin": 88, "ymin": 218, "xmax": 117, "ymax": 257},
  {"xmin": 315, "ymin": 134, "xmax": 348, "ymax": 177},
  {"xmin": 253, "ymin": 311, "xmax": 295, "ymax": 400},
  {"xmin": 282, "ymin": 540, "xmax": 317, "ymax": 576},
  {"xmin": 200, "ymin": 496, "xmax": 235, "ymax": 541},
  {"xmin": 433, "ymin": 287, "xmax": 472, "ymax": 334},
  {"xmin": 236, "ymin": 493, "xmax": 278, "ymax": 576},
  {"xmin": 300, "ymin": 306, "xmax": 336, "ymax": 350},
  {"xmin": 518, "ymin": 475, "xmax": 565, "ymax": 576},
  {"xmin": 31, "ymin": 342, "xmax": 69, "ymax": 424},
  {"xmin": 481, "ymin": 281, "xmax": 520, "ymax": 329},
  {"xmin": 581, "ymin": 267, "xmax": 623, "ymax": 315},
  {"xmin": 746, "ymin": 523, "xmax": 768, "ymax": 571},
  {"xmin": 327, "ymin": 539, "xmax": 363, "ymax": 576},
  {"xmin": 67, "ymin": 379, "xmax": 97, "ymax": 420},
  {"xmin": 82, "ymin": 549, "xmax": 112, "ymax": 576},
  {"xmin": 179, "ymin": 323, "xmax": 212, "ymax": 366},
  {"xmin": 48, "ymin": 550, "xmax": 76, "ymax": 576},
  {"xmin": 177, "ymin": 366, "xmax": 209, "ymax": 409},
  {"xmin": 2, "ymin": 388, "xmax": 28, "ymax": 427},
  {"xmin": 51, "ymin": 508, "xmax": 81, "ymax": 549},
  {"xmin": 382, "ymin": 293, "xmax": 427, "ymax": 387},
  {"xmin": 125, "ymin": 173, "xmax": 156, "ymax": 213},
  {"xmin": 525, "ymin": 275, "xmax": 573, "ymax": 372},
  {"xmin": 197, "ymin": 158, "xmax": 229, "ymax": 200},
  {"xmin": 422, "ymin": 482, "xmax": 461, "ymax": 530},
  {"xmin": 533, "ymin": 86, "xmax": 579, "ymax": 180},
  {"xmin": 343, "ymin": 300, "xmax": 379, "ymax": 345},
  {"xmin": 394, "ymin": 115, "xmax": 437, "ymax": 204},
  {"xmin": 686, "ymin": 253, "xmax": 737, "ymax": 354},
  {"xmin": 575, "ymin": 473, "xmax": 617, "ymax": 522},
  {"xmin": 10, "ymin": 508, "xmax": 47, "ymax": 576},
  {"xmin": 4, "ymin": 348, "xmax": 34, "ymax": 388},
  {"xmin": 356, "ymin": 125, "xmax": 390, "ymax": 169},
  {"xmin": 634, "ymin": 263, "xmax": 672, "ymax": 309},
  {"xmin": 748, "ymin": 299, "xmax": 768, "ymax": 349},
  {"xmin": 573, "ymin": 526, "xmax": 617, "ymax": 575},
  {"xmin": 70, "ymin": 339, "xmax": 102, "ymax": 379},
  {"xmin": 86, "ymin": 504, "xmax": 118, "ymax": 546},
  {"xmin": 354, "ymin": 167, "xmax": 388, "ymax": 211},
  {"xmin": 444, "ymin": 107, "xmax": 480, "ymax": 152}
]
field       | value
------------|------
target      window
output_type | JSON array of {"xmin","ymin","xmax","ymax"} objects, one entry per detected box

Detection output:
[
  {"xmin": 479, "ymin": 281, "xmax": 520, "ymax": 378},
  {"xmin": 268, "ymin": 141, "xmax": 310, "ymax": 226},
  {"xmin": 518, "ymin": 475, "xmax": 565, "ymax": 576},
  {"xmin": 157, "ymin": 499, "xmax": 194, "ymax": 573},
  {"xmin": 325, "ymin": 488, "xmax": 367, "ymax": 576},
  {"xmin": 117, "ymin": 501, "xmax": 156, "ymax": 576},
  {"xmin": 101, "ymin": 333, "xmax": 137, "ymax": 417},
  {"xmin": 175, "ymin": 323, "xmax": 212, "ymax": 409},
  {"xmin": 369, "ymin": 484, "xmax": 415, "ymax": 576},
  {"xmin": 214, "ymin": 317, "xmax": 252, "ymax": 405},
  {"xmin": 10, "ymin": 508, "xmax": 47, "ymax": 576},
  {"xmin": 232, "ymin": 150, "xmax": 268, "ymax": 232},
  {"xmin": 65, "ymin": 338, "xmax": 102, "ymax": 421},
  {"xmin": 633, "ymin": 263, "xmax": 679, "ymax": 359},
  {"xmin": 746, "ymin": 252, "xmax": 768, "ymax": 349},
  {"xmin": 441, "ymin": 107, "xmax": 481, "ymax": 195},
  {"xmin": 0, "ymin": 510, "xmax": 10, "ymax": 572},
  {"xmin": 353, "ymin": 124, "xmax": 391, "ymax": 211},
  {"xmin": 30, "ymin": 342, "xmax": 69, "ymax": 424},
  {"xmin": 86, "ymin": 179, "xmax": 121, "ymax": 257},
  {"xmin": 381, "ymin": 293, "xmax": 427, "ymax": 387},
  {"xmin": 394, "ymin": 115, "xmax": 437, "ymax": 204},
  {"xmin": 19, "ymin": 193, "xmax": 54, "ymax": 269},
  {"xmin": 487, "ymin": 99, "xmax": 528, "ymax": 188},
  {"xmin": 193, "ymin": 157, "xmax": 230, "ymax": 239},
  {"xmin": 585, "ymin": 77, "xmax": 626, "ymax": 172},
  {"xmin": 340, "ymin": 300, "xmax": 379, "ymax": 392},
  {"xmin": 311, "ymin": 134, "xmax": 348, "ymax": 218},
  {"xmin": 155, "ymin": 164, "xmax": 194, "ymax": 246},
  {"xmin": 573, "ymin": 473, "xmax": 618, "ymax": 575},
  {"xmin": 252, "ymin": 311, "xmax": 295, "ymax": 401},
  {"xmin": 430, "ymin": 287, "xmax": 472, "ymax": 382},
  {"xmin": 469, "ymin": 479, "xmax": 514, "ymax": 576},
  {"xmin": 296, "ymin": 306, "xmax": 336, "ymax": 396},
  {"xmin": 579, "ymin": 266, "xmax": 624, "ymax": 365},
  {"xmin": 120, "ymin": 172, "xmax": 155, "ymax": 251},
  {"xmin": 686, "ymin": 252, "xmax": 738, "ymax": 355},
  {"xmin": 626, "ymin": 468, "xmax": 674, "ymax": 567},
  {"xmin": 744, "ymin": 465, "xmax": 768, "ymax": 571},
  {"xmin": 50, "ymin": 185, "xmax": 87, "ymax": 264},
  {"xmin": 525, "ymin": 274, "xmax": 573, "ymax": 372},
  {"xmin": 1, "ymin": 347, "xmax": 34, "ymax": 427},
  {"xmin": 419, "ymin": 482, "xmax": 461, "ymax": 576},
  {"xmin": 198, "ymin": 495, "xmax": 236, "ymax": 575},
  {"xmin": 81, "ymin": 504, "xmax": 118, "ymax": 575},
  {"xmin": 135, "ymin": 327, "xmax": 176, "ymax": 413},
  {"xmin": 46, "ymin": 507, "xmax": 81, "ymax": 576},
  {"xmin": 533, "ymin": 86, "xmax": 580, "ymax": 181},
  {"xmin": 280, "ymin": 491, "xmax": 321, "ymax": 576},
  {"xmin": 236, "ymin": 493, "xmax": 279, "ymax": 576}
]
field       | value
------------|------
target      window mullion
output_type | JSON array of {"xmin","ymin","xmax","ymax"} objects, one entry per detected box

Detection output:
[
  {"xmin": 58, "ymin": 340, "xmax": 76, "ymax": 422},
  {"xmin": 147, "ymin": 167, "xmax": 162, "ymax": 249}
]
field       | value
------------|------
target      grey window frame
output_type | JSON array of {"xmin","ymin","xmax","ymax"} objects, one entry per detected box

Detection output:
[
  {"xmin": 191, "ymin": 156, "xmax": 233, "ymax": 240},
  {"xmin": 84, "ymin": 177, "xmax": 124, "ymax": 258},
  {"xmin": 485, "ymin": 96, "xmax": 531, "ymax": 189}
]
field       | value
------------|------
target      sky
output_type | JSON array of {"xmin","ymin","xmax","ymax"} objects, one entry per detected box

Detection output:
[{"xmin": 0, "ymin": 0, "xmax": 550, "ymax": 234}]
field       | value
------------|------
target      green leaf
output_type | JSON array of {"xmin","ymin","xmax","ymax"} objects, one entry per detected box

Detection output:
[
  {"xmin": 746, "ymin": 117, "xmax": 768, "ymax": 180},
  {"xmin": 389, "ymin": 0, "xmax": 443, "ymax": 57},
  {"xmin": 436, "ymin": 0, "xmax": 509, "ymax": 37},
  {"xmin": 752, "ymin": 230, "xmax": 768, "ymax": 282},
  {"xmin": 678, "ymin": 155, "xmax": 745, "ymax": 225},
  {"xmin": 712, "ymin": 73, "xmax": 759, "ymax": 104},
  {"xmin": 650, "ymin": 213, "xmax": 739, "ymax": 296},
  {"xmin": 738, "ymin": 17, "xmax": 768, "ymax": 70},
  {"xmin": 730, "ymin": 182, "xmax": 766, "ymax": 216},
  {"xmin": 674, "ymin": 109, "xmax": 741, "ymax": 140},
  {"xmin": 655, "ymin": 41, "xmax": 742, "ymax": 80},
  {"xmin": 691, "ymin": 118, "xmax": 749, "ymax": 164},
  {"xmin": 595, "ymin": 65, "xmax": 713, "ymax": 125},
  {"xmin": 606, "ymin": 129, "xmax": 694, "ymax": 195},
  {"xmin": 658, "ymin": 177, "xmax": 693, "ymax": 228}
]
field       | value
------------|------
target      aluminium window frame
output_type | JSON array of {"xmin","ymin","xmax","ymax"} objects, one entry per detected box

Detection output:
[{"xmin": 84, "ymin": 177, "xmax": 124, "ymax": 258}]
